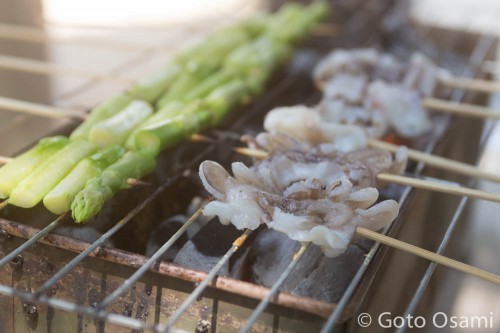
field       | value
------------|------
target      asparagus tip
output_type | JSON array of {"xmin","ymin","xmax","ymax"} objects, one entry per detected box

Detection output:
[{"xmin": 71, "ymin": 179, "xmax": 109, "ymax": 223}]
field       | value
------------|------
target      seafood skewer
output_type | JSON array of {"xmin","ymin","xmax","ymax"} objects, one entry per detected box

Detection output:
[
  {"xmin": 315, "ymin": 48, "xmax": 499, "ymax": 139},
  {"xmin": 199, "ymin": 148, "xmax": 500, "ymax": 285},
  {"xmin": 260, "ymin": 105, "xmax": 500, "ymax": 183}
]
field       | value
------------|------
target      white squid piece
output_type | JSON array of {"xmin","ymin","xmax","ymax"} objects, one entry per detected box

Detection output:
[
  {"xmin": 199, "ymin": 151, "xmax": 402, "ymax": 258},
  {"xmin": 367, "ymin": 81, "xmax": 432, "ymax": 138},
  {"xmin": 263, "ymin": 105, "xmax": 368, "ymax": 153},
  {"xmin": 312, "ymin": 48, "xmax": 453, "ymax": 139}
]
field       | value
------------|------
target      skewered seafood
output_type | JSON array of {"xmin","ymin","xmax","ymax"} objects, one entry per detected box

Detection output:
[
  {"xmin": 200, "ymin": 148, "xmax": 405, "ymax": 257},
  {"xmin": 262, "ymin": 105, "xmax": 368, "ymax": 153},
  {"xmin": 314, "ymin": 48, "xmax": 450, "ymax": 138},
  {"xmin": 366, "ymin": 80, "xmax": 432, "ymax": 137},
  {"xmin": 314, "ymin": 48, "xmax": 449, "ymax": 95}
]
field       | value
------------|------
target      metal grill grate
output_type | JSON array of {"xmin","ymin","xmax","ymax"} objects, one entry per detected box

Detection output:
[{"xmin": 0, "ymin": 1, "xmax": 498, "ymax": 332}]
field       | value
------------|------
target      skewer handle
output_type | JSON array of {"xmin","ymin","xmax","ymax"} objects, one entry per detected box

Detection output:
[
  {"xmin": 233, "ymin": 147, "xmax": 269, "ymax": 159},
  {"xmin": 0, "ymin": 23, "xmax": 154, "ymax": 51},
  {"xmin": 312, "ymin": 23, "xmax": 339, "ymax": 36},
  {"xmin": 368, "ymin": 139, "xmax": 500, "ymax": 183},
  {"xmin": 0, "ymin": 54, "xmax": 133, "ymax": 84},
  {"xmin": 356, "ymin": 226, "xmax": 500, "ymax": 285},
  {"xmin": 0, "ymin": 96, "xmax": 86, "ymax": 120},
  {"xmin": 0, "ymin": 156, "xmax": 12, "ymax": 165},
  {"xmin": 440, "ymin": 76, "xmax": 500, "ymax": 94},
  {"xmin": 377, "ymin": 173, "xmax": 500, "ymax": 203},
  {"xmin": 422, "ymin": 97, "xmax": 500, "ymax": 120}
]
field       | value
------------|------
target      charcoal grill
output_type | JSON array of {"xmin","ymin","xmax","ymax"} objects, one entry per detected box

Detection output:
[{"xmin": 0, "ymin": 1, "xmax": 498, "ymax": 332}]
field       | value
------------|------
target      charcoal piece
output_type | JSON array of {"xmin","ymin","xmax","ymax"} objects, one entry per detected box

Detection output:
[
  {"xmin": 247, "ymin": 229, "xmax": 302, "ymax": 287},
  {"xmin": 173, "ymin": 217, "xmax": 240, "ymax": 274},
  {"xmin": 291, "ymin": 245, "xmax": 365, "ymax": 303},
  {"xmin": 173, "ymin": 241, "xmax": 229, "ymax": 275},
  {"xmin": 247, "ymin": 229, "xmax": 367, "ymax": 303},
  {"xmin": 145, "ymin": 215, "xmax": 189, "ymax": 261},
  {"xmin": 55, "ymin": 226, "xmax": 113, "ymax": 247},
  {"xmin": 190, "ymin": 218, "xmax": 241, "ymax": 257}
]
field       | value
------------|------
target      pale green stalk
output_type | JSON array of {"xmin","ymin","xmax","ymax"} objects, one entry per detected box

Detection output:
[
  {"xmin": 0, "ymin": 136, "xmax": 69, "ymax": 199},
  {"xmin": 43, "ymin": 145, "xmax": 125, "ymax": 214},
  {"xmin": 9, "ymin": 140, "xmax": 97, "ymax": 208},
  {"xmin": 70, "ymin": 94, "xmax": 132, "ymax": 140},
  {"xmin": 89, "ymin": 100, "xmax": 153, "ymax": 148},
  {"xmin": 71, "ymin": 151, "xmax": 156, "ymax": 223}
]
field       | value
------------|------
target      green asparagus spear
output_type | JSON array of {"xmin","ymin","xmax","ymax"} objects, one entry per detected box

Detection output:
[
  {"xmin": 70, "ymin": 94, "xmax": 132, "ymax": 140},
  {"xmin": 155, "ymin": 66, "xmax": 214, "ymax": 108},
  {"xmin": 178, "ymin": 72, "xmax": 234, "ymax": 104},
  {"xmin": 43, "ymin": 145, "xmax": 126, "ymax": 214},
  {"xmin": 266, "ymin": 1, "xmax": 328, "ymax": 43},
  {"xmin": 124, "ymin": 101, "xmax": 185, "ymax": 150},
  {"xmin": 71, "ymin": 150, "xmax": 156, "ymax": 223},
  {"xmin": 127, "ymin": 63, "xmax": 182, "ymax": 103},
  {"xmin": 156, "ymin": 26, "xmax": 256, "ymax": 108},
  {"xmin": 174, "ymin": 22, "xmax": 261, "ymax": 70},
  {"xmin": 0, "ymin": 136, "xmax": 69, "ymax": 199},
  {"xmin": 88, "ymin": 100, "xmax": 153, "ymax": 148},
  {"xmin": 127, "ymin": 17, "xmax": 265, "ymax": 107},
  {"xmin": 130, "ymin": 79, "xmax": 251, "ymax": 154},
  {"xmin": 8, "ymin": 139, "xmax": 97, "ymax": 208},
  {"xmin": 204, "ymin": 79, "xmax": 251, "ymax": 124},
  {"xmin": 132, "ymin": 101, "xmax": 208, "ymax": 155}
]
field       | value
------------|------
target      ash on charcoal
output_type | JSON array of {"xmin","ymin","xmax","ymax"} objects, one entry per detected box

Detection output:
[
  {"xmin": 246, "ymin": 229, "xmax": 302, "ymax": 287},
  {"xmin": 246, "ymin": 229, "xmax": 366, "ymax": 303},
  {"xmin": 55, "ymin": 226, "xmax": 113, "ymax": 247}
]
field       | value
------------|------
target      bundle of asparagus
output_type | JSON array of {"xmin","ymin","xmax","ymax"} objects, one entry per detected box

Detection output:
[{"xmin": 0, "ymin": 1, "xmax": 328, "ymax": 223}]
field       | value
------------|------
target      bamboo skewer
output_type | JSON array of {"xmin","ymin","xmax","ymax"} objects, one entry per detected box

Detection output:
[
  {"xmin": 422, "ymin": 97, "xmax": 500, "ymax": 120},
  {"xmin": 317, "ymin": 79, "xmax": 500, "ymax": 120},
  {"xmin": 0, "ymin": 23, "xmax": 156, "ymax": 52},
  {"xmin": 312, "ymin": 23, "xmax": 339, "ymax": 36},
  {"xmin": 439, "ymin": 75, "xmax": 500, "ymax": 94},
  {"xmin": 377, "ymin": 173, "xmax": 500, "ymax": 203},
  {"xmin": 235, "ymin": 147, "xmax": 500, "ymax": 204},
  {"xmin": 355, "ymin": 227, "xmax": 500, "ymax": 285},
  {"xmin": 14, "ymin": 93, "xmax": 494, "ymax": 123},
  {"xmin": 233, "ymin": 146, "xmax": 269, "ymax": 159},
  {"xmin": 367, "ymin": 139, "xmax": 500, "ymax": 183},
  {"xmin": 0, "ymin": 96, "xmax": 86, "ymax": 120},
  {"xmin": 0, "ymin": 156, "xmax": 12, "ymax": 165},
  {"xmin": 0, "ymin": 54, "xmax": 134, "ymax": 84}
]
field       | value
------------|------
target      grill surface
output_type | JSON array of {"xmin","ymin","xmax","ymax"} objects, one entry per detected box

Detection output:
[{"xmin": 0, "ymin": 1, "xmax": 498, "ymax": 332}]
